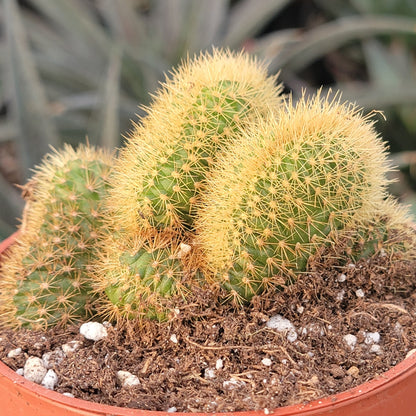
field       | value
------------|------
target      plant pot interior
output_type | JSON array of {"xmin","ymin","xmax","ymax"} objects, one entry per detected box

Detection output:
[{"xmin": 1, "ymin": 237, "xmax": 415, "ymax": 413}]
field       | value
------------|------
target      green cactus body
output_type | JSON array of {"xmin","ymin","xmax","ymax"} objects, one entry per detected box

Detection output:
[
  {"xmin": 107, "ymin": 49, "xmax": 282, "ymax": 233},
  {"xmin": 342, "ymin": 197, "xmax": 416, "ymax": 260},
  {"xmin": 138, "ymin": 80, "xmax": 251, "ymax": 227},
  {"xmin": 93, "ymin": 233, "xmax": 195, "ymax": 322},
  {"xmin": 0, "ymin": 145, "xmax": 113, "ymax": 329},
  {"xmin": 197, "ymin": 94, "xmax": 390, "ymax": 302}
]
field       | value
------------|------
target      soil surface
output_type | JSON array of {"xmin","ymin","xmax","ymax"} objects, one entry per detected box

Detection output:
[{"xmin": 1, "ymin": 249, "xmax": 416, "ymax": 413}]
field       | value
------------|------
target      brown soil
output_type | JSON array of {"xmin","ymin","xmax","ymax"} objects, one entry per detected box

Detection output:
[{"xmin": 1, "ymin": 249, "xmax": 416, "ymax": 413}]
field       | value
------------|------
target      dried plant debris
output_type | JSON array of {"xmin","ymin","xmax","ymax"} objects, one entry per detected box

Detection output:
[{"xmin": 1, "ymin": 250, "xmax": 415, "ymax": 413}]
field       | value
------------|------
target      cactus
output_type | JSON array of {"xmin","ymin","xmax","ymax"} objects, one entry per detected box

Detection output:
[
  {"xmin": 0, "ymin": 144, "xmax": 113, "ymax": 329},
  {"xmin": 92, "ymin": 232, "xmax": 200, "ymax": 322},
  {"xmin": 341, "ymin": 197, "xmax": 416, "ymax": 260},
  {"xmin": 196, "ymin": 93, "xmax": 391, "ymax": 302},
  {"xmin": 107, "ymin": 49, "xmax": 283, "ymax": 234}
]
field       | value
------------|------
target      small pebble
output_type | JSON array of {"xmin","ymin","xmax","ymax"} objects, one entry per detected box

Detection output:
[
  {"xmin": 215, "ymin": 359, "xmax": 223, "ymax": 370},
  {"xmin": 347, "ymin": 366, "xmax": 360, "ymax": 378},
  {"xmin": 16, "ymin": 368, "xmax": 24, "ymax": 376},
  {"xmin": 329, "ymin": 364, "xmax": 345, "ymax": 378},
  {"xmin": 170, "ymin": 334, "xmax": 178, "ymax": 344},
  {"xmin": 167, "ymin": 407, "xmax": 177, "ymax": 413},
  {"xmin": 308, "ymin": 375, "xmax": 319, "ymax": 385},
  {"xmin": 296, "ymin": 305, "xmax": 304, "ymax": 314},
  {"xmin": 61, "ymin": 340, "xmax": 81, "ymax": 356},
  {"xmin": 24, "ymin": 356, "xmax": 47, "ymax": 384},
  {"xmin": 261, "ymin": 358, "xmax": 272, "ymax": 367},
  {"xmin": 7, "ymin": 348, "xmax": 22, "ymax": 358},
  {"xmin": 266, "ymin": 315, "xmax": 297, "ymax": 342},
  {"xmin": 80, "ymin": 322, "xmax": 108, "ymax": 341},
  {"xmin": 63, "ymin": 392, "xmax": 75, "ymax": 398},
  {"xmin": 117, "ymin": 370, "xmax": 140, "ymax": 387},
  {"xmin": 343, "ymin": 334, "xmax": 357, "ymax": 350},
  {"xmin": 42, "ymin": 369, "xmax": 59, "ymax": 390}
]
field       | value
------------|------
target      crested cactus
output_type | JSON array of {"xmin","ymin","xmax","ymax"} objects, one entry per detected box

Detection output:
[
  {"xmin": 196, "ymin": 93, "xmax": 391, "ymax": 302},
  {"xmin": 0, "ymin": 144, "xmax": 113, "ymax": 329},
  {"xmin": 107, "ymin": 49, "xmax": 283, "ymax": 233},
  {"xmin": 92, "ymin": 232, "xmax": 200, "ymax": 322}
]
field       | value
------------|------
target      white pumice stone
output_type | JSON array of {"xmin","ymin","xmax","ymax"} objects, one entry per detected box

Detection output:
[
  {"xmin": 117, "ymin": 370, "xmax": 140, "ymax": 387},
  {"xmin": 343, "ymin": 334, "xmax": 357, "ymax": 350},
  {"xmin": 266, "ymin": 315, "xmax": 298, "ymax": 342},
  {"xmin": 167, "ymin": 407, "xmax": 178, "ymax": 412},
  {"xmin": 23, "ymin": 356, "xmax": 47, "ymax": 384},
  {"xmin": 63, "ymin": 392, "xmax": 75, "ymax": 398},
  {"xmin": 216, "ymin": 358, "xmax": 224, "ymax": 370},
  {"xmin": 42, "ymin": 369, "xmax": 59, "ymax": 390},
  {"xmin": 7, "ymin": 348, "xmax": 22, "ymax": 358},
  {"xmin": 61, "ymin": 340, "xmax": 81, "ymax": 356},
  {"xmin": 170, "ymin": 334, "xmax": 178, "ymax": 344},
  {"xmin": 80, "ymin": 322, "xmax": 108, "ymax": 341},
  {"xmin": 16, "ymin": 368, "xmax": 24, "ymax": 376}
]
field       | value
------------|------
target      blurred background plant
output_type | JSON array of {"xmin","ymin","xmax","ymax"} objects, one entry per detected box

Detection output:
[{"xmin": 1, "ymin": 0, "xmax": 416, "ymax": 238}]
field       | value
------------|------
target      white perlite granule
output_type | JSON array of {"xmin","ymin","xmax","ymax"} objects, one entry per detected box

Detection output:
[
  {"xmin": 261, "ymin": 358, "xmax": 272, "ymax": 366},
  {"xmin": 80, "ymin": 322, "xmax": 108, "ymax": 341},
  {"xmin": 364, "ymin": 331, "xmax": 380, "ymax": 345},
  {"xmin": 7, "ymin": 348, "xmax": 22, "ymax": 358},
  {"xmin": 343, "ymin": 334, "xmax": 357, "ymax": 350},
  {"xmin": 61, "ymin": 340, "xmax": 81, "ymax": 356},
  {"xmin": 355, "ymin": 289, "xmax": 365, "ymax": 298},
  {"xmin": 117, "ymin": 370, "xmax": 140, "ymax": 387},
  {"xmin": 266, "ymin": 315, "xmax": 298, "ymax": 342}
]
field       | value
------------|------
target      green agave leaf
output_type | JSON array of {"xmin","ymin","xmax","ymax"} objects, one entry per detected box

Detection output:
[
  {"xmin": 88, "ymin": 47, "xmax": 121, "ymax": 149},
  {"xmin": 267, "ymin": 15, "xmax": 416, "ymax": 73},
  {"xmin": 223, "ymin": 0, "xmax": 292, "ymax": 48},
  {"xmin": 4, "ymin": 0, "xmax": 59, "ymax": 178},
  {"xmin": 363, "ymin": 39, "xmax": 414, "ymax": 86}
]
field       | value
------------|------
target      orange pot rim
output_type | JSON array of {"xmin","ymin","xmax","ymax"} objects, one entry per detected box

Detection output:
[{"xmin": 1, "ymin": 231, "xmax": 416, "ymax": 416}]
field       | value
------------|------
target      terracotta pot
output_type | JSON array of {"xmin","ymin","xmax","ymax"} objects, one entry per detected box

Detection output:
[{"xmin": 1, "ymin": 233, "xmax": 416, "ymax": 416}]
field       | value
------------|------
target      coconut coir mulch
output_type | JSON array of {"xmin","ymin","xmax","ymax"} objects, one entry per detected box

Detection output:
[{"xmin": 1, "ymin": 249, "xmax": 416, "ymax": 413}]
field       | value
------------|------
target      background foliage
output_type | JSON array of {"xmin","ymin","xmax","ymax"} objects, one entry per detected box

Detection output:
[{"xmin": 1, "ymin": 0, "xmax": 416, "ymax": 238}]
